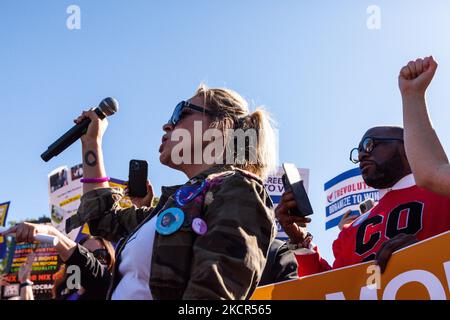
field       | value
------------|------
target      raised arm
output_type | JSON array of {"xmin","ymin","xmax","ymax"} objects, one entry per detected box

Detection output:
[
  {"xmin": 67, "ymin": 110, "xmax": 154, "ymax": 241},
  {"xmin": 2, "ymin": 223, "xmax": 82, "ymax": 262},
  {"xmin": 399, "ymin": 56, "xmax": 450, "ymax": 196}
]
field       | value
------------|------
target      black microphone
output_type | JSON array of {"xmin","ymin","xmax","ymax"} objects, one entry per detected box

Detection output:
[{"xmin": 41, "ymin": 97, "xmax": 119, "ymax": 162}]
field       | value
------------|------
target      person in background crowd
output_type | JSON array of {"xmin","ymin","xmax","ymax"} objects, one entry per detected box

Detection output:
[
  {"xmin": 0, "ymin": 274, "xmax": 9, "ymax": 287},
  {"xmin": 1, "ymin": 223, "xmax": 115, "ymax": 300},
  {"xmin": 398, "ymin": 56, "xmax": 450, "ymax": 198},
  {"xmin": 52, "ymin": 235, "xmax": 115, "ymax": 300},
  {"xmin": 65, "ymin": 84, "xmax": 277, "ymax": 300},
  {"xmin": 0, "ymin": 272, "xmax": 10, "ymax": 300},
  {"xmin": 0, "ymin": 247, "xmax": 36, "ymax": 300},
  {"xmin": 277, "ymin": 125, "xmax": 450, "ymax": 276}
]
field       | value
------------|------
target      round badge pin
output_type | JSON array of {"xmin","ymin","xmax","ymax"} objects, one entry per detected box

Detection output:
[
  {"xmin": 156, "ymin": 207, "xmax": 185, "ymax": 235},
  {"xmin": 191, "ymin": 218, "xmax": 208, "ymax": 236},
  {"xmin": 175, "ymin": 181, "xmax": 206, "ymax": 207}
]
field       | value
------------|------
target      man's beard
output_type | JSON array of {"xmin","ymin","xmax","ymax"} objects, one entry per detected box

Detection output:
[{"xmin": 363, "ymin": 152, "xmax": 406, "ymax": 189}]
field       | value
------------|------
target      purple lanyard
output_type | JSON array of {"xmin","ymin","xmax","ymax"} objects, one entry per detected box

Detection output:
[{"xmin": 66, "ymin": 291, "xmax": 82, "ymax": 301}]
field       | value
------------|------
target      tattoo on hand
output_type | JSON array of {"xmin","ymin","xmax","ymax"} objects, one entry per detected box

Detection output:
[{"xmin": 84, "ymin": 150, "xmax": 98, "ymax": 167}]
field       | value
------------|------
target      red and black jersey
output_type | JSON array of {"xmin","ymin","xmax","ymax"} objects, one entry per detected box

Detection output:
[{"xmin": 296, "ymin": 180, "xmax": 450, "ymax": 276}]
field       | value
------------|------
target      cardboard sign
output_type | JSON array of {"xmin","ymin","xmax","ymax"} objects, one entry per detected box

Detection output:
[
  {"xmin": 252, "ymin": 231, "xmax": 450, "ymax": 300},
  {"xmin": 324, "ymin": 168, "xmax": 379, "ymax": 230}
]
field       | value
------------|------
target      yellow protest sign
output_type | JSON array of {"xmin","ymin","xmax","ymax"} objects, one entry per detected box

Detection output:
[
  {"xmin": 0, "ymin": 202, "xmax": 11, "ymax": 257},
  {"xmin": 252, "ymin": 231, "xmax": 450, "ymax": 300}
]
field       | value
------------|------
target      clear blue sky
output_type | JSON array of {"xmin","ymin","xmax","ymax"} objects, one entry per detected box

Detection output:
[{"xmin": 1, "ymin": 0, "xmax": 450, "ymax": 261}]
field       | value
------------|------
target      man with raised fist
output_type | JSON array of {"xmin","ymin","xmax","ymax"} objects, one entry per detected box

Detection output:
[{"xmin": 277, "ymin": 60, "xmax": 450, "ymax": 274}]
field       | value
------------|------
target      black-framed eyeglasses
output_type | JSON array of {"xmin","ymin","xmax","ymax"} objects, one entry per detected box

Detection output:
[
  {"xmin": 168, "ymin": 101, "xmax": 217, "ymax": 126},
  {"xmin": 92, "ymin": 248, "xmax": 111, "ymax": 265},
  {"xmin": 349, "ymin": 137, "xmax": 404, "ymax": 164}
]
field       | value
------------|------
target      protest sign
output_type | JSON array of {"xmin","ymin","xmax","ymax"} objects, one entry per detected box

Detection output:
[
  {"xmin": 252, "ymin": 231, "xmax": 450, "ymax": 300},
  {"xmin": 324, "ymin": 168, "xmax": 379, "ymax": 230}
]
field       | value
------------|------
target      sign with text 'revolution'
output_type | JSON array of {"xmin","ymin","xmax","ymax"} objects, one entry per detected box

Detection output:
[{"xmin": 324, "ymin": 168, "xmax": 379, "ymax": 230}]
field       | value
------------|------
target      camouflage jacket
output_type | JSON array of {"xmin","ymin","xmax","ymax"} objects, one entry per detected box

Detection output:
[{"xmin": 66, "ymin": 165, "xmax": 276, "ymax": 300}]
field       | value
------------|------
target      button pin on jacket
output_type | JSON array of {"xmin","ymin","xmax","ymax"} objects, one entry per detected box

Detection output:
[
  {"xmin": 174, "ymin": 181, "xmax": 206, "ymax": 207},
  {"xmin": 156, "ymin": 208, "xmax": 185, "ymax": 235},
  {"xmin": 191, "ymin": 218, "xmax": 208, "ymax": 236}
]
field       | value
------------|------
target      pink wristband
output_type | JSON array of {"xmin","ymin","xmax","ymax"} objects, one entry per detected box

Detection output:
[{"xmin": 80, "ymin": 177, "xmax": 110, "ymax": 184}]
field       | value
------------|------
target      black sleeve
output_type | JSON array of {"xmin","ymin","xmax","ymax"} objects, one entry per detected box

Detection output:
[
  {"xmin": 273, "ymin": 242, "xmax": 299, "ymax": 282},
  {"xmin": 65, "ymin": 244, "xmax": 112, "ymax": 299},
  {"xmin": 259, "ymin": 240, "xmax": 298, "ymax": 286}
]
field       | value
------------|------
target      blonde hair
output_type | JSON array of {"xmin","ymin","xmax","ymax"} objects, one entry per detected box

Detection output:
[{"xmin": 193, "ymin": 84, "xmax": 277, "ymax": 179}]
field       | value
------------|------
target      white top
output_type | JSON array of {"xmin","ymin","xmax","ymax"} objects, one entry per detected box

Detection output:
[
  {"xmin": 111, "ymin": 217, "xmax": 156, "ymax": 300},
  {"xmin": 352, "ymin": 174, "xmax": 416, "ymax": 227}
]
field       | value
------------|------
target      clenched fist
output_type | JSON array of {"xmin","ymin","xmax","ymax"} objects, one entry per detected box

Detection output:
[{"xmin": 399, "ymin": 56, "xmax": 438, "ymax": 96}]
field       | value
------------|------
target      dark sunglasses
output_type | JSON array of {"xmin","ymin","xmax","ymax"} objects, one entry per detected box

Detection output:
[
  {"xmin": 349, "ymin": 136, "xmax": 404, "ymax": 164},
  {"xmin": 92, "ymin": 248, "xmax": 111, "ymax": 265},
  {"xmin": 168, "ymin": 101, "xmax": 217, "ymax": 126}
]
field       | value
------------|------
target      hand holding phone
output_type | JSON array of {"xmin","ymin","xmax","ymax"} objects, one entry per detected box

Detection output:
[
  {"xmin": 281, "ymin": 163, "xmax": 313, "ymax": 217},
  {"xmin": 359, "ymin": 198, "xmax": 375, "ymax": 214}
]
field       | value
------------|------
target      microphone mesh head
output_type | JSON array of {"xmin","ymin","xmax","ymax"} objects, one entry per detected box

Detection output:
[{"xmin": 99, "ymin": 97, "xmax": 119, "ymax": 116}]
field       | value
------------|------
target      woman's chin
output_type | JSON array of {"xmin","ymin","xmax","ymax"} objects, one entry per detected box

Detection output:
[
  {"xmin": 159, "ymin": 150, "xmax": 175, "ymax": 168},
  {"xmin": 159, "ymin": 152, "xmax": 169, "ymax": 165}
]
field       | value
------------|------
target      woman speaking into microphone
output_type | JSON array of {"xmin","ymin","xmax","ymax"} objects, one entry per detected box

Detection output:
[{"xmin": 66, "ymin": 84, "xmax": 277, "ymax": 300}]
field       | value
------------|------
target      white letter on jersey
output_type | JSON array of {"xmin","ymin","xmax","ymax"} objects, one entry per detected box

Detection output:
[{"xmin": 66, "ymin": 5, "xmax": 81, "ymax": 30}]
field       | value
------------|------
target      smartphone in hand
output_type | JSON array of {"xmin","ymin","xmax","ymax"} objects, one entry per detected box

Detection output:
[
  {"xmin": 128, "ymin": 159, "xmax": 148, "ymax": 198},
  {"xmin": 281, "ymin": 163, "xmax": 314, "ymax": 217},
  {"xmin": 359, "ymin": 198, "xmax": 375, "ymax": 214}
]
